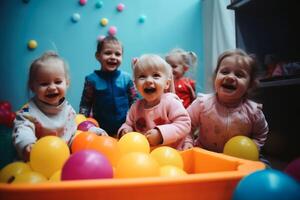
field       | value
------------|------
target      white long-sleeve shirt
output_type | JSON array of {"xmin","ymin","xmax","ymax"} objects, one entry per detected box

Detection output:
[{"xmin": 12, "ymin": 97, "xmax": 77, "ymax": 158}]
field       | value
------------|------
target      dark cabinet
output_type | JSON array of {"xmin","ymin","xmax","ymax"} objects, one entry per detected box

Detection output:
[{"xmin": 228, "ymin": 0, "xmax": 300, "ymax": 168}]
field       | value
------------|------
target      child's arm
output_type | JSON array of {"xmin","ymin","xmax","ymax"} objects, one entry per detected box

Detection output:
[
  {"xmin": 251, "ymin": 105, "xmax": 269, "ymax": 150},
  {"xmin": 79, "ymin": 79, "xmax": 94, "ymax": 117},
  {"xmin": 156, "ymin": 95, "xmax": 191, "ymax": 146},
  {"xmin": 12, "ymin": 111, "xmax": 37, "ymax": 160},
  {"xmin": 117, "ymin": 103, "xmax": 136, "ymax": 138}
]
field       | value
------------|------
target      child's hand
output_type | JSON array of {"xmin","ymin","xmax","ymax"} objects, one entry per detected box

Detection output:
[
  {"xmin": 118, "ymin": 129, "xmax": 129, "ymax": 139},
  {"xmin": 23, "ymin": 144, "xmax": 34, "ymax": 162},
  {"xmin": 88, "ymin": 126, "xmax": 108, "ymax": 136},
  {"xmin": 145, "ymin": 128, "xmax": 163, "ymax": 146},
  {"xmin": 182, "ymin": 142, "xmax": 194, "ymax": 150}
]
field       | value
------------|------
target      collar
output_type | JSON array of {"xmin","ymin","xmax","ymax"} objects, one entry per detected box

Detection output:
[{"xmin": 33, "ymin": 97, "xmax": 66, "ymax": 115}]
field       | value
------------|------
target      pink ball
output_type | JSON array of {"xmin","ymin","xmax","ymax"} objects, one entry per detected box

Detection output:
[
  {"xmin": 77, "ymin": 120, "xmax": 96, "ymax": 131},
  {"xmin": 61, "ymin": 150, "xmax": 113, "ymax": 180},
  {"xmin": 284, "ymin": 157, "xmax": 300, "ymax": 182},
  {"xmin": 108, "ymin": 26, "xmax": 117, "ymax": 36},
  {"xmin": 79, "ymin": 0, "xmax": 87, "ymax": 6},
  {"xmin": 117, "ymin": 3, "xmax": 125, "ymax": 12}
]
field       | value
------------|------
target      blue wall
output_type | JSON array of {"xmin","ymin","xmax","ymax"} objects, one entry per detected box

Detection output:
[{"xmin": 0, "ymin": 0, "xmax": 204, "ymax": 112}]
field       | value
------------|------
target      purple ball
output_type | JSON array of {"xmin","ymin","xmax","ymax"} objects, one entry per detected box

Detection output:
[
  {"xmin": 285, "ymin": 157, "xmax": 300, "ymax": 182},
  {"xmin": 61, "ymin": 150, "xmax": 113, "ymax": 180},
  {"xmin": 77, "ymin": 120, "xmax": 96, "ymax": 131}
]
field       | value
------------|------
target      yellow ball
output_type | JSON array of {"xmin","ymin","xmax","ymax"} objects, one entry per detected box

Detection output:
[
  {"xmin": 30, "ymin": 136, "xmax": 70, "ymax": 178},
  {"xmin": 151, "ymin": 146, "xmax": 184, "ymax": 169},
  {"xmin": 118, "ymin": 132, "xmax": 150, "ymax": 155},
  {"xmin": 0, "ymin": 162, "xmax": 31, "ymax": 183},
  {"xmin": 100, "ymin": 18, "xmax": 108, "ymax": 26},
  {"xmin": 223, "ymin": 135, "xmax": 259, "ymax": 161},
  {"xmin": 160, "ymin": 165, "xmax": 187, "ymax": 177},
  {"xmin": 49, "ymin": 170, "xmax": 61, "ymax": 182},
  {"xmin": 27, "ymin": 40, "xmax": 38, "ymax": 49},
  {"xmin": 75, "ymin": 114, "xmax": 86, "ymax": 125},
  {"xmin": 115, "ymin": 152, "xmax": 159, "ymax": 178},
  {"xmin": 12, "ymin": 171, "xmax": 47, "ymax": 184}
]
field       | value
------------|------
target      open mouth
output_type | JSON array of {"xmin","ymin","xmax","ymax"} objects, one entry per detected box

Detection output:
[
  {"xmin": 144, "ymin": 88, "xmax": 156, "ymax": 94},
  {"xmin": 221, "ymin": 84, "xmax": 236, "ymax": 91},
  {"xmin": 46, "ymin": 93, "xmax": 59, "ymax": 98}
]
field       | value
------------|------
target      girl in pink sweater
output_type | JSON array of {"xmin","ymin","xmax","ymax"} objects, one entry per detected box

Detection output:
[
  {"xmin": 184, "ymin": 49, "xmax": 269, "ymax": 157},
  {"xmin": 118, "ymin": 54, "xmax": 191, "ymax": 150}
]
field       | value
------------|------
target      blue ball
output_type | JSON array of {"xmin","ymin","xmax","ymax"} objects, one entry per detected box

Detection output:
[{"xmin": 233, "ymin": 169, "xmax": 300, "ymax": 200}]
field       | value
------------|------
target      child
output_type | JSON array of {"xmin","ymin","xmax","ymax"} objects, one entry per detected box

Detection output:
[
  {"xmin": 184, "ymin": 49, "xmax": 269, "ymax": 157},
  {"xmin": 118, "ymin": 54, "xmax": 191, "ymax": 149},
  {"xmin": 165, "ymin": 48, "xmax": 197, "ymax": 108},
  {"xmin": 79, "ymin": 36, "xmax": 137, "ymax": 137},
  {"xmin": 12, "ymin": 51, "xmax": 77, "ymax": 161}
]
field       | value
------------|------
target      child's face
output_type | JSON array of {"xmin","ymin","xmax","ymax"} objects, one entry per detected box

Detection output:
[
  {"xmin": 134, "ymin": 66, "xmax": 170, "ymax": 107},
  {"xmin": 214, "ymin": 56, "xmax": 251, "ymax": 105},
  {"xmin": 96, "ymin": 41, "xmax": 123, "ymax": 72},
  {"xmin": 166, "ymin": 55, "xmax": 186, "ymax": 80},
  {"xmin": 31, "ymin": 60, "xmax": 69, "ymax": 106}
]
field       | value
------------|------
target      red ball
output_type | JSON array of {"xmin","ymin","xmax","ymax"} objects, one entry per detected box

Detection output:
[{"xmin": 0, "ymin": 101, "xmax": 12, "ymax": 111}]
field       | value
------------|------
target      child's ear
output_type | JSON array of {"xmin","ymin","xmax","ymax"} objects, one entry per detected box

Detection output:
[
  {"xmin": 183, "ymin": 65, "xmax": 189, "ymax": 72},
  {"xmin": 95, "ymin": 52, "xmax": 100, "ymax": 60},
  {"xmin": 66, "ymin": 79, "xmax": 70, "ymax": 88},
  {"xmin": 164, "ymin": 79, "xmax": 171, "ymax": 91}
]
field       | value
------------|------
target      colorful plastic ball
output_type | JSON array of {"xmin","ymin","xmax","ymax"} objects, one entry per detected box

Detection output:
[
  {"xmin": 284, "ymin": 157, "xmax": 300, "ymax": 182},
  {"xmin": 30, "ymin": 136, "xmax": 70, "ymax": 178},
  {"xmin": 71, "ymin": 131, "xmax": 97, "ymax": 153},
  {"xmin": 77, "ymin": 120, "xmax": 96, "ymax": 131},
  {"xmin": 115, "ymin": 152, "xmax": 159, "ymax": 178},
  {"xmin": 160, "ymin": 165, "xmax": 187, "ymax": 177},
  {"xmin": 87, "ymin": 136, "xmax": 121, "ymax": 167},
  {"xmin": 233, "ymin": 169, "xmax": 300, "ymax": 200},
  {"xmin": 0, "ymin": 162, "xmax": 31, "ymax": 183},
  {"xmin": 75, "ymin": 114, "xmax": 86, "ymax": 125},
  {"xmin": 108, "ymin": 26, "xmax": 117, "ymax": 36},
  {"xmin": 95, "ymin": 1, "xmax": 103, "ymax": 8},
  {"xmin": 61, "ymin": 150, "xmax": 113, "ymax": 180},
  {"xmin": 86, "ymin": 117, "xmax": 99, "ymax": 127},
  {"xmin": 116, "ymin": 3, "xmax": 125, "ymax": 12},
  {"xmin": 79, "ymin": 0, "xmax": 87, "ymax": 6},
  {"xmin": 100, "ymin": 18, "xmax": 108, "ymax": 26},
  {"xmin": 12, "ymin": 171, "xmax": 47, "ymax": 184},
  {"xmin": 27, "ymin": 40, "xmax": 37, "ymax": 50},
  {"xmin": 97, "ymin": 35, "xmax": 106, "ymax": 41},
  {"xmin": 118, "ymin": 132, "xmax": 150, "ymax": 155},
  {"xmin": 0, "ymin": 101, "xmax": 12, "ymax": 111},
  {"xmin": 138, "ymin": 15, "xmax": 147, "ymax": 23},
  {"xmin": 49, "ymin": 170, "xmax": 61, "ymax": 182},
  {"xmin": 71, "ymin": 13, "xmax": 81, "ymax": 23},
  {"xmin": 151, "ymin": 146, "xmax": 184, "ymax": 169},
  {"xmin": 223, "ymin": 135, "xmax": 259, "ymax": 161}
]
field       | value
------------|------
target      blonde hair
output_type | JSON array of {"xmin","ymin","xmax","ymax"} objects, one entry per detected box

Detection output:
[
  {"xmin": 132, "ymin": 54, "xmax": 175, "ymax": 93},
  {"xmin": 165, "ymin": 48, "xmax": 198, "ymax": 69},
  {"xmin": 28, "ymin": 51, "xmax": 70, "ymax": 91}
]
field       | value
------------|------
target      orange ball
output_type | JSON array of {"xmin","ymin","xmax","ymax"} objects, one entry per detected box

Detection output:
[
  {"xmin": 86, "ymin": 117, "xmax": 99, "ymax": 127},
  {"xmin": 87, "ymin": 136, "xmax": 121, "ymax": 167},
  {"xmin": 115, "ymin": 152, "xmax": 159, "ymax": 178},
  {"xmin": 71, "ymin": 131, "xmax": 97, "ymax": 153}
]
